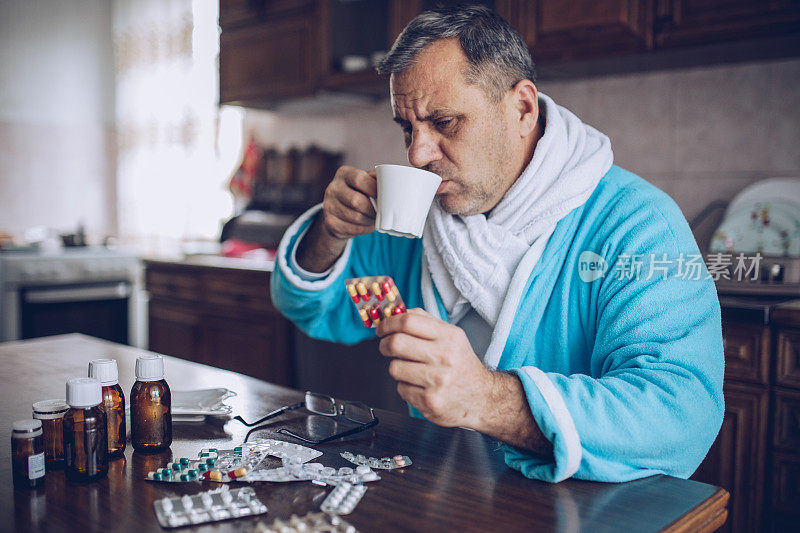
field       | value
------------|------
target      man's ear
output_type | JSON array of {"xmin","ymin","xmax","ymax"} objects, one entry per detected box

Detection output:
[{"xmin": 509, "ymin": 79, "xmax": 539, "ymax": 138}]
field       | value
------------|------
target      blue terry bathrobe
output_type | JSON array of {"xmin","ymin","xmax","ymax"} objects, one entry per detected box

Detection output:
[{"xmin": 271, "ymin": 165, "xmax": 725, "ymax": 483}]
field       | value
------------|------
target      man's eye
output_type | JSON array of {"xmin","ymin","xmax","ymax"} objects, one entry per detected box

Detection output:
[{"xmin": 435, "ymin": 119, "xmax": 452, "ymax": 129}]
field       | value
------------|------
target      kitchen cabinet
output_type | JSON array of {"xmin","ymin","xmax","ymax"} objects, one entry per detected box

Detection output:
[
  {"xmin": 218, "ymin": 0, "xmax": 800, "ymax": 106},
  {"xmin": 691, "ymin": 299, "xmax": 800, "ymax": 532},
  {"xmin": 770, "ymin": 302, "xmax": 800, "ymax": 530},
  {"xmin": 219, "ymin": 0, "xmax": 321, "ymax": 106},
  {"xmin": 515, "ymin": 0, "xmax": 654, "ymax": 62},
  {"xmin": 654, "ymin": 0, "xmax": 800, "ymax": 48},
  {"xmin": 219, "ymin": 0, "xmax": 418, "ymax": 105},
  {"xmin": 145, "ymin": 258, "xmax": 292, "ymax": 386}
]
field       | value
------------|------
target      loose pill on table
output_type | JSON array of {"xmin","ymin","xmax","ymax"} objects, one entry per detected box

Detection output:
[{"xmin": 228, "ymin": 467, "xmax": 247, "ymax": 479}]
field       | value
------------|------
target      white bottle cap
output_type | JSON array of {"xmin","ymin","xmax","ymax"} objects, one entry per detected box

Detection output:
[
  {"xmin": 88, "ymin": 358, "xmax": 119, "ymax": 386},
  {"xmin": 12, "ymin": 419, "xmax": 43, "ymax": 438},
  {"xmin": 66, "ymin": 377, "xmax": 102, "ymax": 408},
  {"xmin": 32, "ymin": 399, "xmax": 69, "ymax": 419},
  {"xmin": 135, "ymin": 354, "xmax": 165, "ymax": 381}
]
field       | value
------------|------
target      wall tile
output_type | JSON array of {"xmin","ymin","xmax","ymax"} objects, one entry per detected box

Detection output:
[
  {"xmin": 674, "ymin": 62, "xmax": 772, "ymax": 173},
  {"xmin": 581, "ymin": 71, "xmax": 675, "ymax": 177},
  {"xmin": 765, "ymin": 59, "xmax": 800, "ymax": 173}
]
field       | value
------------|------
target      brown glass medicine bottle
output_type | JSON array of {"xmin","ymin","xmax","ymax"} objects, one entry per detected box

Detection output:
[
  {"xmin": 32, "ymin": 399, "xmax": 69, "ymax": 469},
  {"xmin": 130, "ymin": 354, "xmax": 172, "ymax": 452},
  {"xmin": 88, "ymin": 358, "xmax": 126, "ymax": 457},
  {"xmin": 63, "ymin": 378, "xmax": 108, "ymax": 482},
  {"xmin": 12, "ymin": 419, "xmax": 46, "ymax": 489}
]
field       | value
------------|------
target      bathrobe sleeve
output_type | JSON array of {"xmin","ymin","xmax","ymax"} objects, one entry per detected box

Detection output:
[
  {"xmin": 506, "ymin": 188, "xmax": 725, "ymax": 482},
  {"xmin": 270, "ymin": 205, "xmax": 420, "ymax": 345}
]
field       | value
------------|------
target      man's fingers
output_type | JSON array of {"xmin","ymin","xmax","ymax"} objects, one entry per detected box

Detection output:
[
  {"xmin": 396, "ymin": 381, "xmax": 425, "ymax": 406},
  {"xmin": 375, "ymin": 308, "xmax": 442, "ymax": 340},
  {"xmin": 378, "ymin": 333, "xmax": 433, "ymax": 363},
  {"xmin": 343, "ymin": 167, "xmax": 378, "ymax": 200},
  {"xmin": 387, "ymin": 358, "xmax": 428, "ymax": 387}
]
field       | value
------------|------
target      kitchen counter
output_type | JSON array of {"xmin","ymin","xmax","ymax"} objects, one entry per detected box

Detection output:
[
  {"xmin": 718, "ymin": 295, "xmax": 800, "ymax": 325},
  {"xmin": 145, "ymin": 254, "xmax": 275, "ymax": 273}
]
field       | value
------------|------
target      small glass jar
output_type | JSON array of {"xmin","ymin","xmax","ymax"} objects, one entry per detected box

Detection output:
[
  {"xmin": 89, "ymin": 359, "xmax": 126, "ymax": 457},
  {"xmin": 130, "ymin": 355, "xmax": 172, "ymax": 452},
  {"xmin": 63, "ymin": 378, "xmax": 108, "ymax": 482},
  {"xmin": 12, "ymin": 419, "xmax": 46, "ymax": 489},
  {"xmin": 32, "ymin": 399, "xmax": 69, "ymax": 469}
]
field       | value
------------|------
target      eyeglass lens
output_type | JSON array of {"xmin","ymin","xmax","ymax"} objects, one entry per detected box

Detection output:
[
  {"xmin": 344, "ymin": 402, "xmax": 373, "ymax": 424},
  {"xmin": 304, "ymin": 392, "xmax": 337, "ymax": 416}
]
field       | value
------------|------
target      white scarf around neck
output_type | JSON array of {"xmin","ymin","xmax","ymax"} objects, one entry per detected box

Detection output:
[{"xmin": 422, "ymin": 93, "xmax": 614, "ymax": 327}]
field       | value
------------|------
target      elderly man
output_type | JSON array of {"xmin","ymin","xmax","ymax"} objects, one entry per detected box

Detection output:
[{"xmin": 271, "ymin": 6, "xmax": 723, "ymax": 482}]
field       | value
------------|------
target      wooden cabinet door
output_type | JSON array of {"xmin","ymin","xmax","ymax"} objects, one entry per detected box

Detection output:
[
  {"xmin": 691, "ymin": 382, "xmax": 768, "ymax": 533},
  {"xmin": 220, "ymin": 12, "xmax": 320, "ymax": 106},
  {"xmin": 776, "ymin": 328, "xmax": 800, "ymax": 389},
  {"xmin": 148, "ymin": 299, "xmax": 204, "ymax": 363},
  {"xmin": 655, "ymin": 0, "xmax": 800, "ymax": 48},
  {"xmin": 722, "ymin": 321, "xmax": 770, "ymax": 385},
  {"xmin": 201, "ymin": 314, "xmax": 291, "ymax": 386},
  {"xmin": 514, "ymin": 0, "xmax": 654, "ymax": 62}
]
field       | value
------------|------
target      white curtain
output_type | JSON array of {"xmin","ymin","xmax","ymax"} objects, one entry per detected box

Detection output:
[{"xmin": 113, "ymin": 0, "xmax": 242, "ymax": 254}]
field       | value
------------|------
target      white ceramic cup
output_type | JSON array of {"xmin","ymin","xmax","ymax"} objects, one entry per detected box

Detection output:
[{"xmin": 371, "ymin": 164, "xmax": 442, "ymax": 238}]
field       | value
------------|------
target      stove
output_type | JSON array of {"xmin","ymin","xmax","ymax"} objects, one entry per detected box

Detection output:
[{"xmin": 0, "ymin": 247, "xmax": 146, "ymax": 347}]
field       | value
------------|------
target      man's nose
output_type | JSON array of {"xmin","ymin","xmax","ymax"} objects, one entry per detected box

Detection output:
[{"xmin": 407, "ymin": 128, "xmax": 442, "ymax": 169}]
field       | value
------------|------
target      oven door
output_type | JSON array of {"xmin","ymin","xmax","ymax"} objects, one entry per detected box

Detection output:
[{"xmin": 20, "ymin": 282, "xmax": 131, "ymax": 344}]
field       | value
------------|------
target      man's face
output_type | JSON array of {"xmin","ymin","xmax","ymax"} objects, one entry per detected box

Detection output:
[{"xmin": 390, "ymin": 39, "xmax": 516, "ymax": 216}]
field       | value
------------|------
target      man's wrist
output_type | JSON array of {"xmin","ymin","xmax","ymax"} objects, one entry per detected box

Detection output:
[
  {"xmin": 296, "ymin": 215, "xmax": 348, "ymax": 273},
  {"xmin": 465, "ymin": 369, "xmax": 505, "ymax": 432}
]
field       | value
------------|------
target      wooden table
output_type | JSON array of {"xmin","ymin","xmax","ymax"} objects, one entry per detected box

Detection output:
[{"xmin": 0, "ymin": 335, "xmax": 729, "ymax": 532}]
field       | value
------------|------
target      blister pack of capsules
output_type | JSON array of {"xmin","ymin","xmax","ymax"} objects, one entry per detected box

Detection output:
[
  {"xmin": 153, "ymin": 486, "xmax": 267, "ymax": 528},
  {"xmin": 340, "ymin": 452, "xmax": 412, "ymax": 470},
  {"xmin": 241, "ymin": 455, "xmax": 380, "ymax": 486},
  {"xmin": 345, "ymin": 276, "xmax": 406, "ymax": 327},
  {"xmin": 145, "ymin": 439, "xmax": 322, "ymax": 483},
  {"xmin": 255, "ymin": 512, "xmax": 358, "ymax": 533}
]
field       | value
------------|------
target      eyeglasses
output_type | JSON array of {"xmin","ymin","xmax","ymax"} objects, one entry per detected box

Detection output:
[{"xmin": 233, "ymin": 391, "xmax": 379, "ymax": 445}]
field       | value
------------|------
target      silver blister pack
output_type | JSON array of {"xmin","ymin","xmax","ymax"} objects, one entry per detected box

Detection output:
[
  {"xmin": 241, "ymin": 457, "xmax": 380, "ymax": 485},
  {"xmin": 340, "ymin": 451, "xmax": 412, "ymax": 470},
  {"xmin": 254, "ymin": 511, "xmax": 358, "ymax": 533},
  {"xmin": 320, "ymin": 482, "xmax": 367, "ymax": 515},
  {"xmin": 153, "ymin": 486, "xmax": 267, "ymax": 528}
]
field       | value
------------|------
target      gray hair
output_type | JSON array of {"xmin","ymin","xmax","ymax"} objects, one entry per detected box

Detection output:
[{"xmin": 376, "ymin": 4, "xmax": 535, "ymax": 101}]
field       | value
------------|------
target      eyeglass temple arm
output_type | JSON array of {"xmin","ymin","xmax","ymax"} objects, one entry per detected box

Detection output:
[{"xmin": 233, "ymin": 401, "xmax": 305, "ymax": 427}]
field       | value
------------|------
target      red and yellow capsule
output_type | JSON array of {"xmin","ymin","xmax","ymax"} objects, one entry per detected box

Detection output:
[
  {"xmin": 356, "ymin": 281, "xmax": 370, "ymax": 301},
  {"xmin": 228, "ymin": 467, "xmax": 247, "ymax": 479},
  {"xmin": 371, "ymin": 281, "xmax": 384, "ymax": 301},
  {"xmin": 393, "ymin": 303, "xmax": 406, "ymax": 315},
  {"xmin": 368, "ymin": 307, "xmax": 381, "ymax": 321},
  {"xmin": 381, "ymin": 279, "xmax": 393, "ymax": 295},
  {"xmin": 358, "ymin": 307, "xmax": 372, "ymax": 327},
  {"xmin": 346, "ymin": 283, "xmax": 359, "ymax": 303},
  {"xmin": 383, "ymin": 305, "xmax": 394, "ymax": 318}
]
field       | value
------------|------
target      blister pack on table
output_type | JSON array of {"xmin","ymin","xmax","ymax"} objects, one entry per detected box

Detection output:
[
  {"xmin": 345, "ymin": 276, "xmax": 406, "ymax": 327},
  {"xmin": 240, "ymin": 456, "xmax": 380, "ymax": 486},
  {"xmin": 255, "ymin": 511, "xmax": 358, "ymax": 533},
  {"xmin": 145, "ymin": 439, "xmax": 322, "ymax": 483},
  {"xmin": 340, "ymin": 452, "xmax": 412, "ymax": 470},
  {"xmin": 153, "ymin": 486, "xmax": 267, "ymax": 528}
]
